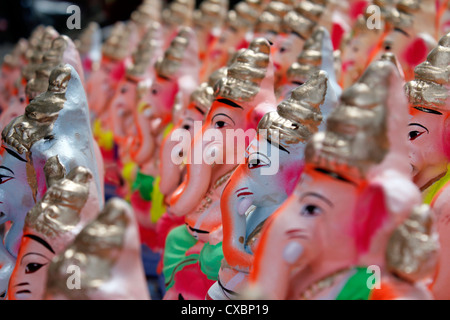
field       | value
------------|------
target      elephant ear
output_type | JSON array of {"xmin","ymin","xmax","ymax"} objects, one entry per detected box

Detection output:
[
  {"xmin": 354, "ymin": 171, "xmax": 422, "ymax": 266},
  {"xmin": 353, "ymin": 181, "xmax": 389, "ymax": 258}
]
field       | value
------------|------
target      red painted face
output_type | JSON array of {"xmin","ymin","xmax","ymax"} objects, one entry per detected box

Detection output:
[
  {"xmin": 408, "ymin": 106, "xmax": 450, "ymax": 190},
  {"xmin": 250, "ymin": 166, "xmax": 362, "ymax": 296},
  {"xmin": 202, "ymin": 97, "xmax": 255, "ymax": 166},
  {"xmin": 8, "ymin": 234, "xmax": 54, "ymax": 300},
  {"xmin": 142, "ymin": 76, "xmax": 179, "ymax": 119}
]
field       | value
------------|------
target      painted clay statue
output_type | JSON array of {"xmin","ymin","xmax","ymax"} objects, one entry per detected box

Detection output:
[
  {"xmin": 130, "ymin": 0, "xmax": 162, "ymax": 41},
  {"xmin": 193, "ymin": 0, "xmax": 228, "ymax": 61},
  {"xmin": 26, "ymin": 35, "xmax": 85, "ymax": 101},
  {"xmin": 278, "ymin": 26, "xmax": 342, "ymax": 105},
  {"xmin": 370, "ymin": 0, "xmax": 438, "ymax": 81},
  {"xmin": 163, "ymin": 37, "xmax": 276, "ymax": 300},
  {"xmin": 108, "ymin": 22, "xmax": 163, "ymax": 163},
  {"xmin": 0, "ymin": 79, "xmax": 28, "ymax": 131},
  {"xmin": 21, "ymin": 26, "xmax": 59, "ymax": 95},
  {"xmin": 74, "ymin": 22, "xmax": 102, "ymax": 81},
  {"xmin": 207, "ymin": 69, "xmax": 338, "ymax": 300},
  {"xmin": 0, "ymin": 39, "xmax": 28, "ymax": 112},
  {"xmin": 198, "ymin": 0, "xmax": 262, "ymax": 83},
  {"xmin": 7, "ymin": 161, "xmax": 94, "ymax": 300},
  {"xmin": 156, "ymin": 70, "xmax": 222, "ymax": 262},
  {"xmin": 86, "ymin": 22, "xmax": 131, "ymax": 122},
  {"xmin": 161, "ymin": 0, "xmax": 195, "ymax": 44},
  {"xmin": 339, "ymin": 0, "xmax": 391, "ymax": 88},
  {"xmin": 43, "ymin": 198, "xmax": 150, "ymax": 300},
  {"xmin": 0, "ymin": 27, "xmax": 55, "ymax": 129},
  {"xmin": 88, "ymin": 22, "xmax": 134, "ymax": 199},
  {"xmin": 159, "ymin": 72, "xmax": 222, "ymax": 200},
  {"xmin": 247, "ymin": 58, "xmax": 435, "ymax": 300},
  {"xmin": 404, "ymin": 32, "xmax": 450, "ymax": 299},
  {"xmin": 269, "ymin": 0, "xmax": 326, "ymax": 91},
  {"xmin": 0, "ymin": 64, "xmax": 103, "ymax": 298},
  {"xmin": 129, "ymin": 27, "xmax": 199, "ymax": 250}
]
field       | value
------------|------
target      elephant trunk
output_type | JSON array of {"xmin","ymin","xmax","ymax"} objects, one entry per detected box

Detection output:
[
  {"xmin": 168, "ymin": 127, "xmax": 213, "ymax": 216},
  {"xmin": 221, "ymin": 163, "xmax": 254, "ymax": 271},
  {"xmin": 159, "ymin": 129, "xmax": 184, "ymax": 197},
  {"xmin": 248, "ymin": 202, "xmax": 296, "ymax": 299}
]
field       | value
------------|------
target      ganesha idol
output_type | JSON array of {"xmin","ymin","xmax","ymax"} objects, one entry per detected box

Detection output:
[
  {"xmin": 86, "ymin": 22, "xmax": 131, "ymax": 123},
  {"xmin": 193, "ymin": 0, "xmax": 228, "ymax": 62},
  {"xmin": 198, "ymin": 0, "xmax": 263, "ymax": 83},
  {"xmin": 0, "ymin": 64, "xmax": 103, "ymax": 298},
  {"xmin": 26, "ymin": 35, "xmax": 85, "ymax": 102},
  {"xmin": 207, "ymin": 70, "xmax": 338, "ymax": 300},
  {"xmin": 157, "ymin": 71, "xmax": 222, "ymax": 252},
  {"xmin": 403, "ymin": 32, "xmax": 450, "ymax": 299},
  {"xmin": 253, "ymin": 0, "xmax": 327, "ymax": 92},
  {"xmin": 0, "ymin": 39, "xmax": 28, "ymax": 112},
  {"xmin": 129, "ymin": 0, "xmax": 162, "ymax": 42},
  {"xmin": 107, "ymin": 22, "xmax": 163, "ymax": 166},
  {"xmin": 44, "ymin": 198, "xmax": 150, "ymax": 300},
  {"xmin": 247, "ymin": 58, "xmax": 438, "ymax": 300},
  {"xmin": 339, "ymin": 0, "xmax": 393, "ymax": 89},
  {"xmin": 128, "ymin": 27, "xmax": 200, "ymax": 250},
  {"xmin": 278, "ymin": 26, "xmax": 342, "ymax": 104},
  {"xmin": 7, "ymin": 161, "xmax": 94, "ymax": 300},
  {"xmin": 369, "ymin": 0, "xmax": 439, "ymax": 81},
  {"xmin": 0, "ymin": 32, "xmax": 86, "ymax": 132},
  {"xmin": 0, "ymin": 26, "xmax": 58, "ymax": 124},
  {"xmin": 74, "ymin": 22, "xmax": 102, "ymax": 81},
  {"xmin": 162, "ymin": 37, "xmax": 276, "ymax": 300},
  {"xmin": 21, "ymin": 26, "xmax": 59, "ymax": 94},
  {"xmin": 161, "ymin": 0, "xmax": 195, "ymax": 44},
  {"xmin": 0, "ymin": 81, "xmax": 27, "ymax": 132}
]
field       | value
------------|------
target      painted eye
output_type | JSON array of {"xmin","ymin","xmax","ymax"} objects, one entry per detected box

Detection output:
[
  {"xmin": 25, "ymin": 262, "xmax": 45, "ymax": 274},
  {"xmin": 151, "ymin": 88, "xmax": 158, "ymax": 95},
  {"xmin": 408, "ymin": 130, "xmax": 425, "ymax": 141},
  {"xmin": 121, "ymin": 86, "xmax": 127, "ymax": 94},
  {"xmin": 280, "ymin": 47, "xmax": 286, "ymax": 53},
  {"xmin": 301, "ymin": 204, "xmax": 322, "ymax": 217},
  {"xmin": 385, "ymin": 45, "xmax": 391, "ymax": 51},
  {"xmin": 248, "ymin": 154, "xmax": 270, "ymax": 169},
  {"xmin": 0, "ymin": 175, "xmax": 13, "ymax": 184},
  {"xmin": 214, "ymin": 121, "xmax": 227, "ymax": 129},
  {"xmin": 183, "ymin": 124, "xmax": 190, "ymax": 130},
  {"xmin": 19, "ymin": 97, "xmax": 25, "ymax": 103}
]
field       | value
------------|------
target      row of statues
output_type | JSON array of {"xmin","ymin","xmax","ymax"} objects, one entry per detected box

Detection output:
[{"xmin": 0, "ymin": 0, "xmax": 448, "ymax": 300}]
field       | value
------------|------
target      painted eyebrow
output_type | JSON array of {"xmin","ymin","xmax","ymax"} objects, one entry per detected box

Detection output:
[
  {"xmin": 314, "ymin": 168, "xmax": 357, "ymax": 186},
  {"xmin": 23, "ymin": 234, "xmax": 55, "ymax": 254},
  {"xmin": 300, "ymin": 192, "xmax": 334, "ymax": 208},
  {"xmin": 266, "ymin": 137, "xmax": 290, "ymax": 154},
  {"xmin": 394, "ymin": 27, "xmax": 410, "ymax": 37},
  {"xmin": 194, "ymin": 106, "xmax": 205, "ymax": 115},
  {"xmin": 212, "ymin": 113, "xmax": 236, "ymax": 125},
  {"xmin": 0, "ymin": 166, "xmax": 13, "ymax": 174},
  {"xmin": 14, "ymin": 282, "xmax": 29, "ymax": 287},
  {"xmin": 413, "ymin": 106, "xmax": 443, "ymax": 115},
  {"xmin": 249, "ymin": 151, "xmax": 271, "ymax": 162},
  {"xmin": 409, "ymin": 123, "xmax": 429, "ymax": 133},
  {"xmin": 157, "ymin": 75, "xmax": 171, "ymax": 81},
  {"xmin": 3, "ymin": 147, "xmax": 27, "ymax": 162},
  {"xmin": 291, "ymin": 31, "xmax": 306, "ymax": 41},
  {"xmin": 216, "ymin": 98, "xmax": 244, "ymax": 110}
]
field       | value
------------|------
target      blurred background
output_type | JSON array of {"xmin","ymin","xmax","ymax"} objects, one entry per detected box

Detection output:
[{"xmin": 0, "ymin": 0, "xmax": 240, "ymax": 59}]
